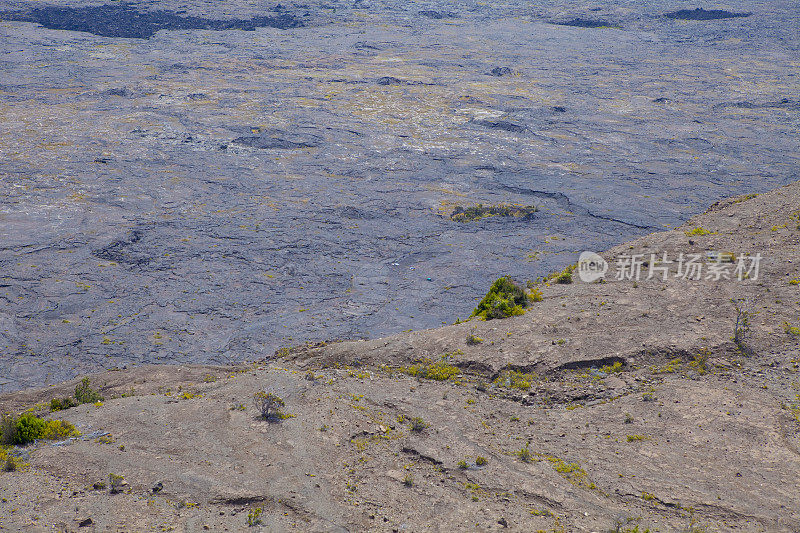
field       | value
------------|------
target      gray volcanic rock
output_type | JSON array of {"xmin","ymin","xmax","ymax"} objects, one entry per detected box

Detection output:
[{"xmin": 0, "ymin": 0, "xmax": 799, "ymax": 391}]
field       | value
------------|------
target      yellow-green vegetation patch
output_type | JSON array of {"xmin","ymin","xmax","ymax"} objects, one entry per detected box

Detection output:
[
  {"xmin": 493, "ymin": 369, "xmax": 537, "ymax": 390},
  {"xmin": 465, "ymin": 333, "xmax": 484, "ymax": 345},
  {"xmin": 528, "ymin": 287, "xmax": 544, "ymax": 302},
  {"xmin": 545, "ymin": 456, "xmax": 597, "ymax": 490},
  {"xmin": 783, "ymin": 322, "xmax": 800, "ymax": 336},
  {"xmin": 684, "ymin": 227, "xmax": 714, "ymax": 236},
  {"xmin": 400, "ymin": 357, "xmax": 461, "ymax": 381},
  {"xmin": 450, "ymin": 203, "xmax": 538, "ymax": 223},
  {"xmin": 626, "ymin": 434, "xmax": 648, "ymax": 442},
  {"xmin": 600, "ymin": 361, "xmax": 624, "ymax": 374},
  {"xmin": 652, "ymin": 353, "xmax": 709, "ymax": 376},
  {"xmin": 654, "ymin": 357, "xmax": 684, "ymax": 373},
  {"xmin": 688, "ymin": 353, "xmax": 709, "ymax": 375},
  {"xmin": 0, "ymin": 446, "xmax": 28, "ymax": 472}
]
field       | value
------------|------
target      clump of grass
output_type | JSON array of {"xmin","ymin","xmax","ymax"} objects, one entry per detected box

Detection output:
[
  {"xmin": 471, "ymin": 277, "xmax": 529, "ymax": 320},
  {"xmin": 516, "ymin": 446, "xmax": 533, "ymax": 463},
  {"xmin": 475, "ymin": 456, "xmax": 488, "ymax": 466},
  {"xmin": 402, "ymin": 473, "xmax": 414, "ymax": 487},
  {"xmin": 626, "ymin": 434, "xmax": 647, "ymax": 442},
  {"xmin": 409, "ymin": 417, "xmax": 428, "ymax": 432},
  {"xmin": 684, "ymin": 227, "xmax": 713, "ymax": 236},
  {"xmin": 465, "ymin": 333, "xmax": 484, "ymax": 345},
  {"xmin": 75, "ymin": 378, "xmax": 103, "ymax": 404},
  {"xmin": 493, "ymin": 369, "xmax": 537, "ymax": 390},
  {"xmin": 457, "ymin": 460, "xmax": 469, "ymax": 469}
]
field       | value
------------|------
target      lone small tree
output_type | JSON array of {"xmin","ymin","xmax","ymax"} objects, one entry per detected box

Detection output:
[
  {"xmin": 732, "ymin": 298, "xmax": 756, "ymax": 357},
  {"xmin": 253, "ymin": 390, "xmax": 285, "ymax": 420}
]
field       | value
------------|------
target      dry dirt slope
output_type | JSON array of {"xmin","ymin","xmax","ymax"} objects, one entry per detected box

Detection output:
[{"xmin": 1, "ymin": 182, "xmax": 800, "ymax": 532}]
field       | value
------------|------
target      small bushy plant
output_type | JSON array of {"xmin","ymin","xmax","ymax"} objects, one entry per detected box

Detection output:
[
  {"xmin": 253, "ymin": 391, "xmax": 285, "ymax": 420},
  {"xmin": 517, "ymin": 446, "xmax": 533, "ymax": 463},
  {"xmin": 0, "ymin": 413, "xmax": 79, "ymax": 445},
  {"xmin": 471, "ymin": 277, "xmax": 529, "ymax": 320},
  {"xmin": 50, "ymin": 397, "xmax": 79, "ymax": 412},
  {"xmin": 409, "ymin": 416, "xmax": 428, "ymax": 432},
  {"xmin": 75, "ymin": 378, "xmax": 103, "ymax": 404}
]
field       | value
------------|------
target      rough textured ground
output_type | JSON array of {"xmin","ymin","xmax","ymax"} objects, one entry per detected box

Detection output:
[
  {"xmin": 2, "ymin": 0, "xmax": 800, "ymax": 390},
  {"xmin": 1, "ymin": 183, "xmax": 799, "ymax": 531}
]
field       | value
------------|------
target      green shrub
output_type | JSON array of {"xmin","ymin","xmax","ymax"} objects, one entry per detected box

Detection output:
[
  {"xmin": 75, "ymin": 378, "xmax": 103, "ymax": 404},
  {"xmin": 0, "ymin": 414, "xmax": 16, "ymax": 446},
  {"xmin": 0, "ymin": 413, "xmax": 79, "ymax": 445},
  {"xmin": 475, "ymin": 456, "xmax": 488, "ymax": 466},
  {"xmin": 50, "ymin": 397, "xmax": 79, "ymax": 412},
  {"xmin": 41, "ymin": 419, "xmax": 79, "ymax": 440},
  {"xmin": 108, "ymin": 473, "xmax": 126, "ymax": 493},
  {"xmin": 12, "ymin": 415, "xmax": 46, "ymax": 445},
  {"xmin": 555, "ymin": 270, "xmax": 573, "ymax": 284},
  {"xmin": 457, "ymin": 460, "xmax": 468, "ymax": 469},
  {"xmin": 471, "ymin": 277, "xmax": 529, "ymax": 320}
]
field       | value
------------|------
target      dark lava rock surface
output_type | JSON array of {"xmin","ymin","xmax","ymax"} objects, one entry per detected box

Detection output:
[
  {"xmin": 552, "ymin": 18, "xmax": 616, "ymax": 28},
  {"xmin": 664, "ymin": 8, "xmax": 752, "ymax": 20},
  {"xmin": 1, "ymin": 4, "xmax": 304, "ymax": 38},
  {"xmin": 0, "ymin": 0, "xmax": 798, "ymax": 391}
]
